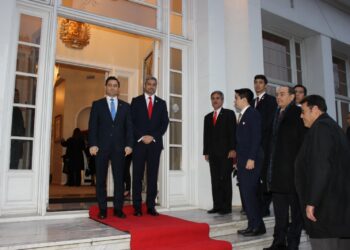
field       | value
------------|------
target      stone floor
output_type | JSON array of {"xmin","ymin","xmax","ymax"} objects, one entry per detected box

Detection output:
[{"xmin": 0, "ymin": 207, "xmax": 311, "ymax": 250}]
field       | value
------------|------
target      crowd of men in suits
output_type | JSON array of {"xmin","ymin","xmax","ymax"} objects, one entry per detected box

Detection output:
[{"xmin": 203, "ymin": 75, "xmax": 350, "ymax": 250}]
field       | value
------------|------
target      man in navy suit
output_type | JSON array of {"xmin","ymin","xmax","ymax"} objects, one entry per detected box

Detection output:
[
  {"xmin": 131, "ymin": 76, "xmax": 169, "ymax": 216},
  {"xmin": 203, "ymin": 91, "xmax": 236, "ymax": 215},
  {"xmin": 251, "ymin": 74, "xmax": 277, "ymax": 217},
  {"xmin": 88, "ymin": 76, "xmax": 133, "ymax": 219},
  {"xmin": 235, "ymin": 88, "xmax": 266, "ymax": 236}
]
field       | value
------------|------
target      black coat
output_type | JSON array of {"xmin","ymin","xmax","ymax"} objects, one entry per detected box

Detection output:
[
  {"xmin": 295, "ymin": 113, "xmax": 350, "ymax": 238},
  {"xmin": 203, "ymin": 108, "xmax": 236, "ymax": 157},
  {"xmin": 268, "ymin": 104, "xmax": 306, "ymax": 193}
]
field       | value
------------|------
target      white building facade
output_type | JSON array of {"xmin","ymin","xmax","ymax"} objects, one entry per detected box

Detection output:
[{"xmin": 0, "ymin": 0, "xmax": 350, "ymax": 218}]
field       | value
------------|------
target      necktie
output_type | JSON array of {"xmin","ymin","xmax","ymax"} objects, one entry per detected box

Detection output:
[
  {"xmin": 110, "ymin": 98, "xmax": 116, "ymax": 120},
  {"xmin": 213, "ymin": 111, "xmax": 218, "ymax": 125},
  {"xmin": 237, "ymin": 113, "xmax": 242, "ymax": 124},
  {"xmin": 255, "ymin": 97, "xmax": 260, "ymax": 108},
  {"xmin": 148, "ymin": 96, "xmax": 153, "ymax": 119}
]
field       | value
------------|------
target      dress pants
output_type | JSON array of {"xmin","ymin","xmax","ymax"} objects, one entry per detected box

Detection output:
[
  {"xmin": 272, "ymin": 192, "xmax": 303, "ymax": 249},
  {"xmin": 237, "ymin": 164, "xmax": 264, "ymax": 229},
  {"xmin": 208, "ymin": 155, "xmax": 233, "ymax": 211},
  {"xmin": 123, "ymin": 154, "xmax": 132, "ymax": 192},
  {"xmin": 132, "ymin": 142, "xmax": 161, "ymax": 210},
  {"xmin": 95, "ymin": 149, "xmax": 125, "ymax": 211}
]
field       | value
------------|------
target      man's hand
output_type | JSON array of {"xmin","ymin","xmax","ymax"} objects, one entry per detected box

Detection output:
[
  {"xmin": 306, "ymin": 205, "xmax": 317, "ymax": 222},
  {"xmin": 89, "ymin": 146, "xmax": 99, "ymax": 156},
  {"xmin": 245, "ymin": 159, "xmax": 255, "ymax": 170},
  {"xmin": 142, "ymin": 135, "xmax": 154, "ymax": 144},
  {"xmin": 125, "ymin": 147, "xmax": 132, "ymax": 156},
  {"xmin": 204, "ymin": 155, "xmax": 209, "ymax": 162},
  {"xmin": 227, "ymin": 150, "xmax": 236, "ymax": 159}
]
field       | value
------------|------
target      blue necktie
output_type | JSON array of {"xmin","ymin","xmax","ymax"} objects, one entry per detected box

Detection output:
[{"xmin": 110, "ymin": 98, "xmax": 116, "ymax": 120}]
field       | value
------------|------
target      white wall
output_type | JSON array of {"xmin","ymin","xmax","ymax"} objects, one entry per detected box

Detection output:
[{"xmin": 261, "ymin": 0, "xmax": 350, "ymax": 45}]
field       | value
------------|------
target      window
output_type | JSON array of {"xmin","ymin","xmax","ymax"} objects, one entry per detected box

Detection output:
[
  {"xmin": 10, "ymin": 14, "xmax": 42, "ymax": 170},
  {"xmin": 61, "ymin": 0, "xmax": 158, "ymax": 29},
  {"xmin": 169, "ymin": 48, "xmax": 182, "ymax": 170},
  {"xmin": 170, "ymin": 0, "xmax": 183, "ymax": 36},
  {"xmin": 263, "ymin": 31, "xmax": 302, "ymax": 85},
  {"xmin": 333, "ymin": 56, "xmax": 350, "ymax": 130}
]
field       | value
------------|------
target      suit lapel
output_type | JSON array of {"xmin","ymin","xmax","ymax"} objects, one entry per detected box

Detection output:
[{"xmin": 102, "ymin": 98, "xmax": 114, "ymax": 122}]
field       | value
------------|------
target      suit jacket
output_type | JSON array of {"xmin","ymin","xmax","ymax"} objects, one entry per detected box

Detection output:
[
  {"xmin": 236, "ymin": 106, "xmax": 262, "ymax": 165},
  {"xmin": 130, "ymin": 94, "xmax": 169, "ymax": 149},
  {"xmin": 203, "ymin": 108, "xmax": 236, "ymax": 157},
  {"xmin": 268, "ymin": 104, "xmax": 306, "ymax": 193},
  {"xmin": 295, "ymin": 113, "xmax": 350, "ymax": 238},
  {"xmin": 88, "ymin": 97, "xmax": 133, "ymax": 152},
  {"xmin": 251, "ymin": 93, "xmax": 277, "ymax": 158}
]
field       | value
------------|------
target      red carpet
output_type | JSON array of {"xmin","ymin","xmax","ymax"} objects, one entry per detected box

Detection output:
[{"xmin": 89, "ymin": 205, "xmax": 232, "ymax": 250}]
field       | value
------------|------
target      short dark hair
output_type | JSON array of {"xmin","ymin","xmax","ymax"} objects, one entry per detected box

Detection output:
[
  {"xmin": 144, "ymin": 76, "xmax": 158, "ymax": 85},
  {"xmin": 211, "ymin": 90, "xmax": 224, "ymax": 100},
  {"xmin": 105, "ymin": 76, "xmax": 120, "ymax": 87},
  {"xmin": 235, "ymin": 88, "xmax": 254, "ymax": 103},
  {"xmin": 300, "ymin": 95, "xmax": 327, "ymax": 112},
  {"xmin": 278, "ymin": 85, "xmax": 295, "ymax": 95},
  {"xmin": 254, "ymin": 74, "xmax": 268, "ymax": 85},
  {"xmin": 294, "ymin": 84, "xmax": 307, "ymax": 96}
]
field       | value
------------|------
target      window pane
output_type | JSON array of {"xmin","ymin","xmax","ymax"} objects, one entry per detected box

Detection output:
[
  {"xmin": 170, "ymin": 48, "xmax": 182, "ymax": 71},
  {"xmin": 297, "ymin": 71, "xmax": 303, "ymax": 84},
  {"xmin": 170, "ymin": 71, "xmax": 182, "ymax": 94},
  {"xmin": 170, "ymin": 147, "xmax": 182, "ymax": 170},
  {"xmin": 295, "ymin": 42, "xmax": 301, "ymax": 56},
  {"xmin": 16, "ymin": 45, "xmax": 39, "ymax": 74},
  {"xmin": 10, "ymin": 140, "xmax": 33, "ymax": 170},
  {"xmin": 170, "ymin": 13, "xmax": 183, "ymax": 36},
  {"xmin": 171, "ymin": 0, "xmax": 182, "ymax": 14},
  {"xmin": 19, "ymin": 14, "xmax": 42, "ymax": 44},
  {"xmin": 170, "ymin": 96, "xmax": 182, "ymax": 119},
  {"xmin": 61, "ymin": 0, "xmax": 157, "ymax": 29},
  {"xmin": 11, "ymin": 107, "xmax": 35, "ymax": 137},
  {"xmin": 170, "ymin": 121, "xmax": 182, "ymax": 144},
  {"xmin": 341, "ymin": 102, "xmax": 349, "ymax": 131},
  {"xmin": 14, "ymin": 75, "xmax": 37, "ymax": 105},
  {"xmin": 333, "ymin": 57, "xmax": 348, "ymax": 96}
]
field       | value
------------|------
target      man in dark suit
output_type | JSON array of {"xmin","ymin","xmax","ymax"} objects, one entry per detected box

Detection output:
[
  {"xmin": 203, "ymin": 91, "xmax": 236, "ymax": 215},
  {"xmin": 251, "ymin": 74, "xmax": 277, "ymax": 217},
  {"xmin": 293, "ymin": 84, "xmax": 307, "ymax": 106},
  {"xmin": 88, "ymin": 76, "xmax": 133, "ymax": 219},
  {"xmin": 235, "ymin": 88, "xmax": 266, "ymax": 237},
  {"xmin": 296, "ymin": 95, "xmax": 350, "ymax": 250},
  {"xmin": 264, "ymin": 86, "xmax": 306, "ymax": 250},
  {"xmin": 131, "ymin": 76, "xmax": 169, "ymax": 216}
]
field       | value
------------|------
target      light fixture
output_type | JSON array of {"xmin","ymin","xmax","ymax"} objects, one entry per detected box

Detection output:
[{"xmin": 59, "ymin": 19, "xmax": 90, "ymax": 49}]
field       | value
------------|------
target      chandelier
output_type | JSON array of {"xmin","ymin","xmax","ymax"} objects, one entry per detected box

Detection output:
[{"xmin": 59, "ymin": 19, "xmax": 90, "ymax": 49}]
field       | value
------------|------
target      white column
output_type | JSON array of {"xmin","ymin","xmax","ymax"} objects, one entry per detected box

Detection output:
[
  {"xmin": 304, "ymin": 34, "xmax": 336, "ymax": 118},
  {"xmin": 224, "ymin": 0, "xmax": 264, "ymax": 106}
]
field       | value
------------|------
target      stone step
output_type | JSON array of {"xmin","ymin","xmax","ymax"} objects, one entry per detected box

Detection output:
[{"xmin": 214, "ymin": 228, "xmax": 310, "ymax": 250}]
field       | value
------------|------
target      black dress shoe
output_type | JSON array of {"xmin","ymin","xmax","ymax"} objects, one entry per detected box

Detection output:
[
  {"xmin": 207, "ymin": 208, "xmax": 220, "ymax": 214},
  {"xmin": 219, "ymin": 209, "xmax": 232, "ymax": 215},
  {"xmin": 114, "ymin": 209, "xmax": 126, "ymax": 219},
  {"xmin": 242, "ymin": 225, "xmax": 266, "ymax": 236},
  {"xmin": 133, "ymin": 209, "xmax": 143, "ymax": 217},
  {"xmin": 147, "ymin": 208, "xmax": 159, "ymax": 216},
  {"xmin": 98, "ymin": 209, "xmax": 107, "ymax": 219},
  {"xmin": 237, "ymin": 227, "xmax": 252, "ymax": 235}
]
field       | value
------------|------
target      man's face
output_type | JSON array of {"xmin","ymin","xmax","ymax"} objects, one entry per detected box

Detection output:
[
  {"xmin": 234, "ymin": 93, "xmax": 245, "ymax": 111},
  {"xmin": 211, "ymin": 93, "xmax": 223, "ymax": 110},
  {"xmin": 346, "ymin": 113, "xmax": 350, "ymax": 127},
  {"xmin": 254, "ymin": 79, "xmax": 266, "ymax": 94},
  {"xmin": 301, "ymin": 103, "xmax": 317, "ymax": 128},
  {"xmin": 105, "ymin": 79, "xmax": 119, "ymax": 97},
  {"xmin": 276, "ymin": 87, "xmax": 294, "ymax": 109},
  {"xmin": 294, "ymin": 86, "xmax": 305, "ymax": 104},
  {"xmin": 144, "ymin": 79, "xmax": 157, "ymax": 95}
]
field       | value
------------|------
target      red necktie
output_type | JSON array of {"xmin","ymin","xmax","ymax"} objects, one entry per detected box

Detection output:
[
  {"xmin": 148, "ymin": 96, "xmax": 153, "ymax": 119},
  {"xmin": 213, "ymin": 111, "xmax": 217, "ymax": 126}
]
